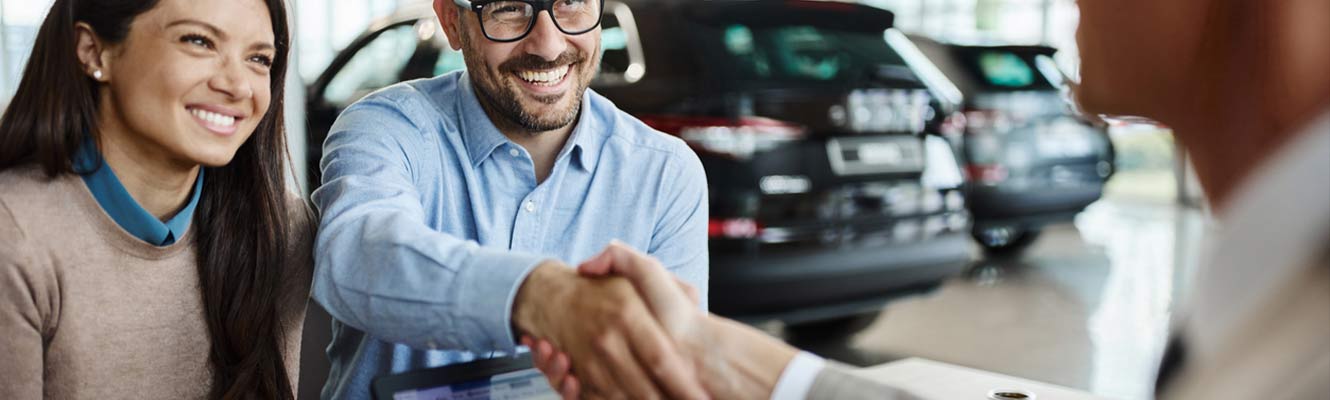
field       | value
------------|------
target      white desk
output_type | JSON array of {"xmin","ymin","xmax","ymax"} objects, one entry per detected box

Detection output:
[{"xmin": 863, "ymin": 358, "xmax": 1113, "ymax": 400}]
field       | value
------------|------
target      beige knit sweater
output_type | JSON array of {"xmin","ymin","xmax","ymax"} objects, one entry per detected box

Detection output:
[{"xmin": 0, "ymin": 166, "xmax": 314, "ymax": 398}]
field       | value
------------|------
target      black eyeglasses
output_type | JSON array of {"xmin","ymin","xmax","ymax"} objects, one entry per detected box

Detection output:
[{"xmin": 453, "ymin": 0, "xmax": 605, "ymax": 43}]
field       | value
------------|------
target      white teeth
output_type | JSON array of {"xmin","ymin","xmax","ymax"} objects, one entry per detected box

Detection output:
[
  {"xmin": 517, "ymin": 65, "xmax": 570, "ymax": 86},
  {"xmin": 189, "ymin": 108, "xmax": 237, "ymax": 128}
]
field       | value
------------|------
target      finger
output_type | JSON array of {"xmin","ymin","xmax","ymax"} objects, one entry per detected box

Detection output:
[
  {"xmin": 577, "ymin": 247, "xmax": 614, "ymax": 276},
  {"xmin": 537, "ymin": 340, "xmax": 554, "ymax": 366},
  {"xmin": 621, "ymin": 312, "xmax": 709, "ymax": 400},
  {"xmin": 576, "ymin": 353, "xmax": 621, "ymax": 400},
  {"xmin": 596, "ymin": 333, "xmax": 662, "ymax": 400},
  {"xmin": 560, "ymin": 375, "xmax": 580, "ymax": 400},
  {"xmin": 523, "ymin": 336, "xmax": 553, "ymax": 374},
  {"xmin": 544, "ymin": 349, "xmax": 571, "ymax": 392},
  {"xmin": 532, "ymin": 337, "xmax": 569, "ymax": 390},
  {"xmin": 601, "ymin": 241, "xmax": 656, "ymax": 280},
  {"xmin": 674, "ymin": 277, "xmax": 700, "ymax": 307},
  {"xmin": 603, "ymin": 243, "xmax": 694, "ymax": 315},
  {"xmin": 536, "ymin": 353, "xmax": 560, "ymax": 384}
]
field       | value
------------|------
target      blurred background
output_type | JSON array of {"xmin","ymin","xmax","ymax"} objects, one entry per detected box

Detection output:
[{"xmin": 2, "ymin": 1, "xmax": 1208, "ymax": 399}]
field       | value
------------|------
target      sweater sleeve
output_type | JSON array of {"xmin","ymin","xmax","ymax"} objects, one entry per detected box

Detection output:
[{"xmin": 0, "ymin": 200, "xmax": 56, "ymax": 399}]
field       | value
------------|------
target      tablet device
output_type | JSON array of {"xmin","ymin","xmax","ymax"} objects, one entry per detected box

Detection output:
[{"xmin": 371, "ymin": 353, "xmax": 559, "ymax": 400}]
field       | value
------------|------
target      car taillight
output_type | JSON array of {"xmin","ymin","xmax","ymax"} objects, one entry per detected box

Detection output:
[
  {"xmin": 639, "ymin": 115, "xmax": 806, "ymax": 160},
  {"xmin": 965, "ymin": 164, "xmax": 1009, "ymax": 185},
  {"xmin": 708, "ymin": 218, "xmax": 763, "ymax": 239},
  {"xmin": 940, "ymin": 112, "xmax": 967, "ymax": 137}
]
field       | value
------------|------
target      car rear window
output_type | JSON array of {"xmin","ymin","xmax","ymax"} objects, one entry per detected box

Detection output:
[
  {"xmin": 956, "ymin": 49, "xmax": 1059, "ymax": 91},
  {"xmin": 692, "ymin": 23, "xmax": 918, "ymax": 86}
]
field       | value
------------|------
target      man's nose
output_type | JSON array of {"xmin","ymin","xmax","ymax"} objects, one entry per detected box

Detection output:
[{"xmin": 519, "ymin": 11, "xmax": 569, "ymax": 62}]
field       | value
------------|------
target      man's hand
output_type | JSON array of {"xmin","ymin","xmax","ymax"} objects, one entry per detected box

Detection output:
[
  {"xmin": 511, "ymin": 260, "xmax": 708, "ymax": 400},
  {"xmin": 532, "ymin": 243, "xmax": 799, "ymax": 399}
]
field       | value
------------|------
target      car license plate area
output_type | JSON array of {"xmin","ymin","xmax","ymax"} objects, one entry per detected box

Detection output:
[{"xmin": 827, "ymin": 136, "xmax": 925, "ymax": 176}]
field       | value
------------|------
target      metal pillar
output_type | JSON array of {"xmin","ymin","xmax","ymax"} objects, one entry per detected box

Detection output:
[{"xmin": 1040, "ymin": 0, "xmax": 1054, "ymax": 44}]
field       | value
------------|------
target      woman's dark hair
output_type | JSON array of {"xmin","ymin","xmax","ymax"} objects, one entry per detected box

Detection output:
[{"xmin": 0, "ymin": 1, "xmax": 298, "ymax": 398}]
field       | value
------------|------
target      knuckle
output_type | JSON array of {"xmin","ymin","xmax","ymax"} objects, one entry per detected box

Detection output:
[
  {"xmin": 592, "ymin": 334, "xmax": 615, "ymax": 353},
  {"xmin": 610, "ymin": 309, "xmax": 635, "ymax": 328},
  {"xmin": 648, "ymin": 357, "xmax": 675, "ymax": 379}
]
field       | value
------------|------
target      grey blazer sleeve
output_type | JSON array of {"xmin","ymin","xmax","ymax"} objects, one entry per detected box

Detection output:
[{"xmin": 806, "ymin": 362, "xmax": 924, "ymax": 400}]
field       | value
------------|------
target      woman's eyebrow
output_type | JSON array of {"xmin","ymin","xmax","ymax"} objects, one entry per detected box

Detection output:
[
  {"xmin": 165, "ymin": 19, "xmax": 227, "ymax": 40},
  {"xmin": 166, "ymin": 18, "xmax": 275, "ymax": 52}
]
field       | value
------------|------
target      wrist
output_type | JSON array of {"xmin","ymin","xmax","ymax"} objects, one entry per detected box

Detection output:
[
  {"xmin": 700, "ymin": 315, "xmax": 799, "ymax": 398},
  {"xmin": 511, "ymin": 261, "xmax": 574, "ymax": 337}
]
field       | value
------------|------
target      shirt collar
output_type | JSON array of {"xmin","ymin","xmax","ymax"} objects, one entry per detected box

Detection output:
[
  {"xmin": 456, "ymin": 71, "xmax": 603, "ymax": 171},
  {"xmin": 75, "ymin": 142, "xmax": 205, "ymax": 246}
]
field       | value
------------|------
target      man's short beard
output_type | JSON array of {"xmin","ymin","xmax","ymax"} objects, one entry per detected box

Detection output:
[
  {"xmin": 461, "ymin": 30, "xmax": 591, "ymax": 135},
  {"xmin": 474, "ymin": 76, "xmax": 583, "ymax": 134}
]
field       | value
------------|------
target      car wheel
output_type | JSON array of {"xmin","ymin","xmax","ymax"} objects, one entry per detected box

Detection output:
[
  {"xmin": 972, "ymin": 225, "xmax": 1042, "ymax": 255},
  {"xmin": 784, "ymin": 313, "xmax": 880, "ymax": 342}
]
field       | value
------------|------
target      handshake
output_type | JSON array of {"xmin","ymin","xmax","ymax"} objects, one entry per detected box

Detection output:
[{"xmin": 509, "ymin": 242, "xmax": 800, "ymax": 400}]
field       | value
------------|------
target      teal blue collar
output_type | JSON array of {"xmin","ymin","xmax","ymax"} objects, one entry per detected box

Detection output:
[{"xmin": 75, "ymin": 143, "xmax": 204, "ymax": 246}]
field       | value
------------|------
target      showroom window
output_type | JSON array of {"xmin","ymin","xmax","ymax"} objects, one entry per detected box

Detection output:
[
  {"xmin": 322, "ymin": 22, "xmax": 422, "ymax": 106},
  {"xmin": 594, "ymin": 1, "xmax": 645, "ymax": 86}
]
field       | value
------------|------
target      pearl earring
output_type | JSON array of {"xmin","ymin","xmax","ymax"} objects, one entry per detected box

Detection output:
[{"xmin": 93, "ymin": 70, "xmax": 103, "ymax": 80}]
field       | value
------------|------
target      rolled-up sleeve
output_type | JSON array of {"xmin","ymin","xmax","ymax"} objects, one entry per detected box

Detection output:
[
  {"xmin": 647, "ymin": 144, "xmax": 710, "ymax": 310},
  {"xmin": 311, "ymin": 95, "xmax": 546, "ymax": 353}
]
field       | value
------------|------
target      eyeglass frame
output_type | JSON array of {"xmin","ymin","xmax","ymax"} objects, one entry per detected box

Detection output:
[{"xmin": 452, "ymin": 0, "xmax": 606, "ymax": 43}]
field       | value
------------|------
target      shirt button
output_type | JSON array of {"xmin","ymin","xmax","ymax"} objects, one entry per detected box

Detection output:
[
  {"xmin": 524, "ymin": 201, "xmax": 536, "ymax": 213},
  {"xmin": 509, "ymin": 148, "xmax": 520, "ymax": 157}
]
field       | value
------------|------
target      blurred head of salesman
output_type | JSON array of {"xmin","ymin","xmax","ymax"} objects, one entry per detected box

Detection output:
[
  {"xmin": 1076, "ymin": 1, "xmax": 1328, "ymax": 398},
  {"xmin": 1075, "ymin": 0, "xmax": 1330, "ymax": 208}
]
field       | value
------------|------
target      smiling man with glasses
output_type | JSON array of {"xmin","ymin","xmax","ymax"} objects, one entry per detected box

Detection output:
[{"xmin": 309, "ymin": 0, "xmax": 710, "ymax": 398}]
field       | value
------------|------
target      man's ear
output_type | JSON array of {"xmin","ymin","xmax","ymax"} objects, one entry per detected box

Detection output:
[
  {"xmin": 74, "ymin": 22, "xmax": 112, "ymax": 81},
  {"xmin": 435, "ymin": 0, "xmax": 465, "ymax": 52}
]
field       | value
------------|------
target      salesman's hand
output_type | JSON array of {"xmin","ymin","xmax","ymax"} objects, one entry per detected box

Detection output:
[
  {"xmin": 532, "ymin": 242, "xmax": 798, "ymax": 399},
  {"xmin": 577, "ymin": 243, "xmax": 709, "ymax": 354},
  {"xmin": 511, "ymin": 261, "xmax": 708, "ymax": 400}
]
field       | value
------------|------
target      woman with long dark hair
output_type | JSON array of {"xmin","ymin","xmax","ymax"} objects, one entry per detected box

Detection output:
[{"xmin": 0, "ymin": 0, "xmax": 310, "ymax": 398}]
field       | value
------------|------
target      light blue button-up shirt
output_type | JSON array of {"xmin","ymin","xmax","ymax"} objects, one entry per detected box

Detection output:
[
  {"xmin": 75, "ymin": 143, "xmax": 202, "ymax": 246},
  {"xmin": 312, "ymin": 71, "xmax": 709, "ymax": 399}
]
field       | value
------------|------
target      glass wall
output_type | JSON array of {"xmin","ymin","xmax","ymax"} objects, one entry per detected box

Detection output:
[
  {"xmin": 0, "ymin": 0, "xmax": 415, "ymax": 101},
  {"xmin": 1, "ymin": 0, "xmax": 51, "ymax": 102},
  {"xmin": 866, "ymin": 0, "xmax": 1082, "ymax": 77}
]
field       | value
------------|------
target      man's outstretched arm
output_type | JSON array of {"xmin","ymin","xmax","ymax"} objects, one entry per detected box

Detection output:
[
  {"xmin": 312, "ymin": 95, "xmax": 547, "ymax": 353},
  {"xmin": 313, "ymin": 95, "xmax": 706, "ymax": 399}
]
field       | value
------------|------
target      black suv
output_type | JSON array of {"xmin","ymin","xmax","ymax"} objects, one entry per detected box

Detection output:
[
  {"xmin": 305, "ymin": 0, "xmax": 973, "ymax": 330},
  {"xmin": 911, "ymin": 38, "xmax": 1115, "ymax": 253}
]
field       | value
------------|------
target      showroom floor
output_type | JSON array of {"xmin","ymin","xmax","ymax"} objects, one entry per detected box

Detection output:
[{"xmin": 781, "ymin": 198, "xmax": 1209, "ymax": 400}]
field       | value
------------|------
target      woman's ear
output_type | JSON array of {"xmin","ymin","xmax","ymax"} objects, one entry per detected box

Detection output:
[{"xmin": 74, "ymin": 22, "xmax": 110, "ymax": 82}]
